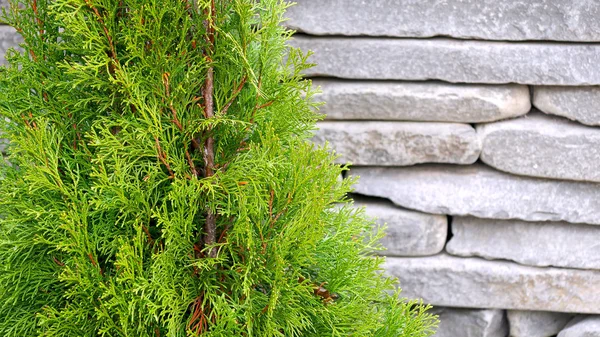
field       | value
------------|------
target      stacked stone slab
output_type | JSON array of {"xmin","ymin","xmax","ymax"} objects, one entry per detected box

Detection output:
[{"xmin": 287, "ymin": 0, "xmax": 600, "ymax": 335}]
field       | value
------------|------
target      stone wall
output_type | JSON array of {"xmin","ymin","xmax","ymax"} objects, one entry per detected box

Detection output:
[{"xmin": 287, "ymin": 1, "xmax": 600, "ymax": 336}]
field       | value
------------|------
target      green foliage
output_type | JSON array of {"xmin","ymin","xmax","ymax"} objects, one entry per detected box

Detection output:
[{"xmin": 0, "ymin": 0, "xmax": 438, "ymax": 336}]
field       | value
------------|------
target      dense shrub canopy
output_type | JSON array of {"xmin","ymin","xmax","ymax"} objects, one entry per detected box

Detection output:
[{"xmin": 0, "ymin": 0, "xmax": 437, "ymax": 336}]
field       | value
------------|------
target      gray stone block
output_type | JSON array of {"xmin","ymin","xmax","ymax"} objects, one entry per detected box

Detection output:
[
  {"xmin": 534, "ymin": 86, "xmax": 600, "ymax": 126},
  {"xmin": 431, "ymin": 307, "xmax": 507, "ymax": 337},
  {"xmin": 285, "ymin": 0, "xmax": 600, "ymax": 42},
  {"xmin": 315, "ymin": 80, "xmax": 530, "ymax": 123},
  {"xmin": 313, "ymin": 121, "xmax": 480, "ymax": 166},
  {"xmin": 508, "ymin": 310, "xmax": 573, "ymax": 337},
  {"xmin": 477, "ymin": 112, "xmax": 600, "ymax": 182},
  {"xmin": 349, "ymin": 164, "xmax": 600, "ymax": 225},
  {"xmin": 291, "ymin": 36, "xmax": 600, "ymax": 85},
  {"xmin": 558, "ymin": 317, "xmax": 600, "ymax": 337},
  {"xmin": 385, "ymin": 254, "xmax": 600, "ymax": 314},
  {"xmin": 0, "ymin": 25, "xmax": 22, "ymax": 64},
  {"xmin": 353, "ymin": 197, "xmax": 447, "ymax": 257},
  {"xmin": 447, "ymin": 217, "xmax": 600, "ymax": 270}
]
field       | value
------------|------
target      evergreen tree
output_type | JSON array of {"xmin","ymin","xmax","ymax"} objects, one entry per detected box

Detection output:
[{"xmin": 0, "ymin": 0, "xmax": 437, "ymax": 336}]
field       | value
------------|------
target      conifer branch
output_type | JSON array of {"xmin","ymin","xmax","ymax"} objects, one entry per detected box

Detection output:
[{"xmin": 0, "ymin": 1, "xmax": 439, "ymax": 335}]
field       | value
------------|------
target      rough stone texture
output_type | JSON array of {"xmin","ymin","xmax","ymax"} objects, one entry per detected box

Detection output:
[
  {"xmin": 558, "ymin": 316, "xmax": 600, "ymax": 337},
  {"xmin": 431, "ymin": 307, "xmax": 507, "ymax": 337},
  {"xmin": 314, "ymin": 80, "xmax": 530, "ymax": 123},
  {"xmin": 534, "ymin": 86, "xmax": 600, "ymax": 126},
  {"xmin": 385, "ymin": 254, "xmax": 600, "ymax": 314},
  {"xmin": 349, "ymin": 164, "xmax": 600, "ymax": 225},
  {"xmin": 447, "ymin": 217, "xmax": 600, "ymax": 270},
  {"xmin": 0, "ymin": 26, "xmax": 22, "ymax": 64},
  {"xmin": 477, "ymin": 112, "xmax": 600, "ymax": 182},
  {"xmin": 352, "ymin": 197, "xmax": 447, "ymax": 257},
  {"xmin": 313, "ymin": 121, "xmax": 480, "ymax": 166},
  {"xmin": 508, "ymin": 310, "xmax": 573, "ymax": 337},
  {"xmin": 286, "ymin": 0, "xmax": 600, "ymax": 42},
  {"xmin": 291, "ymin": 36, "xmax": 600, "ymax": 85}
]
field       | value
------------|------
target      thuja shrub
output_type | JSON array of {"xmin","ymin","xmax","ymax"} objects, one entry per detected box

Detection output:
[{"xmin": 0, "ymin": 0, "xmax": 437, "ymax": 336}]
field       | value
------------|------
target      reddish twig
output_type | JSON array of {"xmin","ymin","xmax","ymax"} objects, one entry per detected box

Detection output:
[
  {"xmin": 142, "ymin": 225, "xmax": 154, "ymax": 246},
  {"xmin": 188, "ymin": 294, "xmax": 211, "ymax": 335},
  {"xmin": 185, "ymin": 149, "xmax": 198, "ymax": 177},
  {"xmin": 154, "ymin": 136, "xmax": 174, "ymax": 178},
  {"xmin": 221, "ymin": 75, "xmax": 247, "ymax": 115},
  {"xmin": 84, "ymin": 0, "xmax": 119, "ymax": 71},
  {"xmin": 32, "ymin": 0, "xmax": 44, "ymax": 38}
]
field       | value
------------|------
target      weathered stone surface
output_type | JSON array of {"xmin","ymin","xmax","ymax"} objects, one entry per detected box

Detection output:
[
  {"xmin": 447, "ymin": 217, "xmax": 600, "ymax": 270},
  {"xmin": 534, "ymin": 86, "xmax": 600, "ymax": 126},
  {"xmin": 508, "ymin": 310, "xmax": 573, "ymax": 337},
  {"xmin": 291, "ymin": 36, "xmax": 600, "ymax": 85},
  {"xmin": 349, "ymin": 164, "xmax": 600, "ymax": 225},
  {"xmin": 286, "ymin": 0, "xmax": 600, "ymax": 42},
  {"xmin": 313, "ymin": 121, "xmax": 480, "ymax": 166},
  {"xmin": 431, "ymin": 307, "xmax": 507, "ymax": 337},
  {"xmin": 352, "ymin": 197, "xmax": 447, "ymax": 257},
  {"xmin": 385, "ymin": 254, "xmax": 600, "ymax": 314},
  {"xmin": 0, "ymin": 26, "xmax": 22, "ymax": 64},
  {"xmin": 477, "ymin": 112, "xmax": 600, "ymax": 182},
  {"xmin": 558, "ymin": 317, "xmax": 600, "ymax": 337},
  {"xmin": 314, "ymin": 80, "xmax": 530, "ymax": 123}
]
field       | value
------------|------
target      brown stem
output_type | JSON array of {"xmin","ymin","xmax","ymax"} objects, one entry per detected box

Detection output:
[{"xmin": 202, "ymin": 0, "xmax": 217, "ymax": 258}]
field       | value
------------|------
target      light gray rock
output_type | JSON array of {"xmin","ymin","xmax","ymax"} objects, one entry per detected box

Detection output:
[
  {"xmin": 477, "ymin": 112, "xmax": 600, "ymax": 182},
  {"xmin": 314, "ymin": 80, "xmax": 530, "ymax": 123},
  {"xmin": 385, "ymin": 253, "xmax": 600, "ymax": 314},
  {"xmin": 558, "ymin": 316, "xmax": 600, "ymax": 337},
  {"xmin": 0, "ymin": 26, "xmax": 22, "ymax": 64},
  {"xmin": 349, "ymin": 164, "xmax": 600, "ymax": 225},
  {"xmin": 291, "ymin": 36, "xmax": 600, "ymax": 85},
  {"xmin": 313, "ymin": 121, "xmax": 480, "ymax": 166},
  {"xmin": 508, "ymin": 310, "xmax": 573, "ymax": 337},
  {"xmin": 286, "ymin": 0, "xmax": 600, "ymax": 42},
  {"xmin": 534, "ymin": 86, "xmax": 600, "ymax": 126},
  {"xmin": 353, "ymin": 197, "xmax": 447, "ymax": 256},
  {"xmin": 431, "ymin": 307, "xmax": 507, "ymax": 337},
  {"xmin": 447, "ymin": 217, "xmax": 600, "ymax": 270}
]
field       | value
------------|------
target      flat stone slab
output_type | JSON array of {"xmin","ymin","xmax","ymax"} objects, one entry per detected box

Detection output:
[
  {"xmin": 291, "ymin": 36, "xmax": 600, "ymax": 85},
  {"xmin": 447, "ymin": 217, "xmax": 600, "ymax": 270},
  {"xmin": 313, "ymin": 121, "xmax": 480, "ymax": 166},
  {"xmin": 0, "ymin": 26, "xmax": 22, "ymax": 64},
  {"xmin": 385, "ymin": 254, "xmax": 600, "ymax": 314},
  {"xmin": 477, "ymin": 112, "xmax": 600, "ymax": 182},
  {"xmin": 314, "ymin": 80, "xmax": 530, "ymax": 123},
  {"xmin": 286, "ymin": 0, "xmax": 600, "ymax": 42},
  {"xmin": 349, "ymin": 164, "xmax": 600, "ymax": 225},
  {"xmin": 508, "ymin": 310, "xmax": 573, "ymax": 337},
  {"xmin": 431, "ymin": 307, "xmax": 507, "ymax": 337},
  {"xmin": 353, "ymin": 197, "xmax": 447, "ymax": 257},
  {"xmin": 534, "ymin": 86, "xmax": 600, "ymax": 126},
  {"xmin": 558, "ymin": 317, "xmax": 600, "ymax": 337}
]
